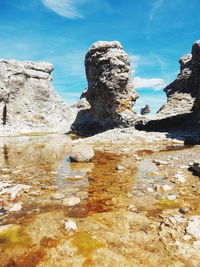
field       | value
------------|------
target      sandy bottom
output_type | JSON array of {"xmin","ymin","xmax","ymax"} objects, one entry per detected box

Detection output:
[{"xmin": 0, "ymin": 134, "xmax": 200, "ymax": 266}]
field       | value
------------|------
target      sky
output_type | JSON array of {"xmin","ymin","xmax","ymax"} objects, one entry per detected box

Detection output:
[{"xmin": 0, "ymin": 0, "xmax": 200, "ymax": 113}]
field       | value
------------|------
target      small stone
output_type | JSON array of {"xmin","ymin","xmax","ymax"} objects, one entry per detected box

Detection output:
[
  {"xmin": 9, "ymin": 202, "xmax": 22, "ymax": 212},
  {"xmin": 62, "ymin": 197, "xmax": 81, "ymax": 206},
  {"xmin": 128, "ymin": 204, "xmax": 137, "ymax": 211},
  {"xmin": 179, "ymin": 207, "xmax": 190, "ymax": 214},
  {"xmin": 153, "ymin": 159, "xmax": 168, "ymax": 166},
  {"xmin": 156, "ymin": 185, "xmax": 172, "ymax": 192},
  {"xmin": 70, "ymin": 144, "xmax": 94, "ymax": 162},
  {"xmin": 167, "ymin": 195, "xmax": 177, "ymax": 200},
  {"xmin": 40, "ymin": 186, "xmax": 46, "ymax": 190},
  {"xmin": 116, "ymin": 165, "xmax": 125, "ymax": 171},
  {"xmin": 147, "ymin": 187, "xmax": 154, "ymax": 193},
  {"xmin": 52, "ymin": 193, "xmax": 65, "ymax": 200},
  {"xmin": 65, "ymin": 220, "xmax": 78, "ymax": 231},
  {"xmin": 183, "ymin": 235, "xmax": 191, "ymax": 241},
  {"xmin": 174, "ymin": 172, "xmax": 186, "ymax": 183},
  {"xmin": 135, "ymin": 156, "xmax": 141, "ymax": 161}
]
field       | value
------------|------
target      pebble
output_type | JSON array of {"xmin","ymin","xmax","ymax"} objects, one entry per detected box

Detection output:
[
  {"xmin": 167, "ymin": 195, "xmax": 177, "ymax": 200},
  {"xmin": 156, "ymin": 185, "xmax": 172, "ymax": 192},
  {"xmin": 153, "ymin": 159, "xmax": 168, "ymax": 166},
  {"xmin": 173, "ymin": 172, "xmax": 186, "ymax": 183},
  {"xmin": 135, "ymin": 156, "xmax": 141, "ymax": 161},
  {"xmin": 52, "ymin": 193, "xmax": 65, "ymax": 200},
  {"xmin": 62, "ymin": 197, "xmax": 81, "ymax": 206},
  {"xmin": 179, "ymin": 207, "xmax": 190, "ymax": 214},
  {"xmin": 65, "ymin": 220, "xmax": 78, "ymax": 231},
  {"xmin": 116, "ymin": 165, "xmax": 125, "ymax": 171}
]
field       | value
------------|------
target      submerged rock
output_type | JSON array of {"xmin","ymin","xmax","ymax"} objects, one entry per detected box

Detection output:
[
  {"xmin": 71, "ymin": 41, "xmax": 139, "ymax": 136},
  {"xmin": 62, "ymin": 197, "xmax": 81, "ymax": 206},
  {"xmin": 70, "ymin": 144, "xmax": 94, "ymax": 162},
  {"xmin": 0, "ymin": 59, "xmax": 74, "ymax": 135}
]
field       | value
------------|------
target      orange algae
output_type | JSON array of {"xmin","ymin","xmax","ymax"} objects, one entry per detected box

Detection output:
[{"xmin": 71, "ymin": 232, "xmax": 105, "ymax": 257}]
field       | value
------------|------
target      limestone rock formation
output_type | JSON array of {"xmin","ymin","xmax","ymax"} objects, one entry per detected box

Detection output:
[
  {"xmin": 135, "ymin": 41, "xmax": 200, "ymax": 133},
  {"xmin": 71, "ymin": 41, "xmax": 139, "ymax": 136},
  {"xmin": 0, "ymin": 59, "xmax": 74, "ymax": 135},
  {"xmin": 140, "ymin": 104, "xmax": 150, "ymax": 115},
  {"xmin": 158, "ymin": 41, "xmax": 200, "ymax": 116}
]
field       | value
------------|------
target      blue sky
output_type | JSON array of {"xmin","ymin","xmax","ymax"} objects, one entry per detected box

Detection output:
[{"xmin": 0, "ymin": 0, "xmax": 200, "ymax": 113}]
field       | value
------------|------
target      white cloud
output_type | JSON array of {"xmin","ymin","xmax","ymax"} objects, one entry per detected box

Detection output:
[
  {"xmin": 41, "ymin": 0, "xmax": 89, "ymax": 18},
  {"xmin": 130, "ymin": 54, "xmax": 140, "ymax": 74},
  {"xmin": 149, "ymin": 0, "xmax": 165, "ymax": 20},
  {"xmin": 134, "ymin": 76, "xmax": 166, "ymax": 90}
]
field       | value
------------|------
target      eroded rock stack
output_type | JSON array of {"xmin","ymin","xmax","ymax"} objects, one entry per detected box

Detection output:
[
  {"xmin": 0, "ymin": 59, "xmax": 74, "ymax": 135},
  {"xmin": 158, "ymin": 41, "xmax": 200, "ymax": 116},
  {"xmin": 71, "ymin": 41, "xmax": 139, "ymax": 136}
]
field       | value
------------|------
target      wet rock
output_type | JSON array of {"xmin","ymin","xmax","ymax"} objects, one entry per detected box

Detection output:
[
  {"xmin": 65, "ymin": 220, "xmax": 78, "ymax": 231},
  {"xmin": 62, "ymin": 197, "xmax": 81, "ymax": 206},
  {"xmin": 70, "ymin": 144, "xmax": 94, "ymax": 162},
  {"xmin": 71, "ymin": 41, "xmax": 139, "ymax": 136},
  {"xmin": 189, "ymin": 160, "xmax": 200, "ymax": 176},
  {"xmin": 140, "ymin": 104, "xmax": 150, "ymax": 115}
]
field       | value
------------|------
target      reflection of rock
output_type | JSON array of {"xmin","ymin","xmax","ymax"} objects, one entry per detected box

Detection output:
[
  {"xmin": 70, "ymin": 144, "xmax": 94, "ymax": 162},
  {"xmin": 71, "ymin": 41, "xmax": 139, "ymax": 136},
  {"xmin": 0, "ymin": 60, "xmax": 74, "ymax": 135},
  {"xmin": 0, "ymin": 134, "xmax": 71, "ymax": 171},
  {"xmin": 140, "ymin": 104, "xmax": 150, "ymax": 115}
]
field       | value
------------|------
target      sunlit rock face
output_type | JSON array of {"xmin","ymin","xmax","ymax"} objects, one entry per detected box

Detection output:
[
  {"xmin": 71, "ymin": 41, "xmax": 139, "ymax": 136},
  {"xmin": 0, "ymin": 60, "xmax": 74, "ymax": 135},
  {"xmin": 158, "ymin": 41, "xmax": 200, "ymax": 116}
]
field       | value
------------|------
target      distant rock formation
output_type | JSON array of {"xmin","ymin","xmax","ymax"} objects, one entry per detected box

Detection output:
[
  {"xmin": 0, "ymin": 59, "xmax": 74, "ymax": 135},
  {"xmin": 71, "ymin": 41, "xmax": 139, "ymax": 136},
  {"xmin": 140, "ymin": 104, "xmax": 150, "ymax": 115}
]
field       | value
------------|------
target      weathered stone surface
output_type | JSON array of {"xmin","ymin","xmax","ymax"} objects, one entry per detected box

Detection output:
[
  {"xmin": 158, "ymin": 41, "xmax": 200, "ymax": 116},
  {"xmin": 0, "ymin": 59, "xmax": 74, "ymax": 135},
  {"xmin": 140, "ymin": 104, "xmax": 150, "ymax": 115},
  {"xmin": 70, "ymin": 144, "xmax": 94, "ymax": 162},
  {"xmin": 71, "ymin": 41, "xmax": 139, "ymax": 136}
]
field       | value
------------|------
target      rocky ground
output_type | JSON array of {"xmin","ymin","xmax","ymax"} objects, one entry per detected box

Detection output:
[{"xmin": 0, "ymin": 131, "xmax": 199, "ymax": 266}]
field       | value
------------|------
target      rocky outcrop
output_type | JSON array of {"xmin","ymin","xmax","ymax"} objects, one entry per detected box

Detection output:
[
  {"xmin": 71, "ymin": 41, "xmax": 139, "ymax": 136},
  {"xmin": 135, "ymin": 41, "xmax": 200, "ymax": 134},
  {"xmin": 141, "ymin": 104, "xmax": 150, "ymax": 115},
  {"xmin": 0, "ymin": 59, "xmax": 74, "ymax": 135},
  {"xmin": 157, "ymin": 41, "xmax": 200, "ymax": 116}
]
